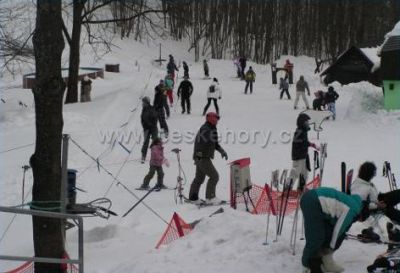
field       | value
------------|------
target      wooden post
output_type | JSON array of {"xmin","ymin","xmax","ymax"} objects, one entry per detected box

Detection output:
[{"xmin": 60, "ymin": 134, "xmax": 69, "ymax": 213}]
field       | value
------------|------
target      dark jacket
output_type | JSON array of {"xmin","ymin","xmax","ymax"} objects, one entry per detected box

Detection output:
[
  {"xmin": 183, "ymin": 63, "xmax": 189, "ymax": 74},
  {"xmin": 141, "ymin": 104, "xmax": 158, "ymax": 129},
  {"xmin": 239, "ymin": 57, "xmax": 247, "ymax": 69},
  {"xmin": 292, "ymin": 127, "xmax": 310, "ymax": 160},
  {"xmin": 177, "ymin": 80, "xmax": 193, "ymax": 98},
  {"xmin": 167, "ymin": 61, "xmax": 178, "ymax": 74},
  {"xmin": 325, "ymin": 90, "xmax": 339, "ymax": 104},
  {"xmin": 153, "ymin": 85, "xmax": 165, "ymax": 109},
  {"xmin": 193, "ymin": 122, "xmax": 224, "ymax": 159}
]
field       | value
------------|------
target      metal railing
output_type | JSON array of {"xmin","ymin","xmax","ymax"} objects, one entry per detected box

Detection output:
[{"xmin": 0, "ymin": 206, "xmax": 83, "ymax": 273}]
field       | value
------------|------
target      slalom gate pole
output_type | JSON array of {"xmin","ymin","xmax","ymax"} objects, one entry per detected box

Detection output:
[{"xmin": 122, "ymin": 186, "xmax": 157, "ymax": 217}]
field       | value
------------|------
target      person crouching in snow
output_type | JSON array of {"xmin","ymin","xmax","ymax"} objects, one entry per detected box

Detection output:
[
  {"xmin": 138, "ymin": 138, "xmax": 169, "ymax": 190},
  {"xmin": 301, "ymin": 187, "xmax": 370, "ymax": 273},
  {"xmin": 351, "ymin": 161, "xmax": 400, "ymax": 225}
]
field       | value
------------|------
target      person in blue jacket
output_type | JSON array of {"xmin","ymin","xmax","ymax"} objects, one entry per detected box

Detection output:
[{"xmin": 301, "ymin": 187, "xmax": 370, "ymax": 273}]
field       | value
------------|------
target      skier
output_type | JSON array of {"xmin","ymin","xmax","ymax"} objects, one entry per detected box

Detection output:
[
  {"xmin": 203, "ymin": 78, "xmax": 221, "ymax": 116},
  {"xmin": 164, "ymin": 74, "xmax": 174, "ymax": 107},
  {"xmin": 324, "ymin": 86, "xmax": 339, "ymax": 120},
  {"xmin": 80, "ymin": 76, "xmax": 92, "ymax": 102},
  {"xmin": 351, "ymin": 161, "xmax": 400, "ymax": 225},
  {"xmin": 188, "ymin": 112, "xmax": 228, "ymax": 204},
  {"xmin": 239, "ymin": 57, "xmax": 247, "ymax": 80},
  {"xmin": 138, "ymin": 137, "xmax": 169, "ymax": 190},
  {"xmin": 301, "ymin": 187, "xmax": 370, "ymax": 273},
  {"xmin": 153, "ymin": 80, "xmax": 169, "ymax": 138},
  {"xmin": 203, "ymin": 59, "xmax": 209, "ymax": 78},
  {"xmin": 290, "ymin": 113, "xmax": 318, "ymax": 186},
  {"xmin": 182, "ymin": 61, "xmax": 189, "ymax": 79},
  {"xmin": 166, "ymin": 56, "xmax": 179, "ymax": 82},
  {"xmin": 177, "ymin": 75, "xmax": 193, "ymax": 114},
  {"xmin": 244, "ymin": 66, "xmax": 256, "ymax": 94},
  {"xmin": 279, "ymin": 77, "xmax": 291, "ymax": 99},
  {"xmin": 140, "ymin": 96, "xmax": 158, "ymax": 163},
  {"xmin": 294, "ymin": 75, "xmax": 311, "ymax": 110}
]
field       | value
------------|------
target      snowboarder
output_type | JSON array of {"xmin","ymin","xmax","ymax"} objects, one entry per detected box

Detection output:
[
  {"xmin": 279, "ymin": 77, "xmax": 291, "ymax": 99},
  {"xmin": 301, "ymin": 187, "xmax": 370, "ymax": 273},
  {"xmin": 188, "ymin": 112, "xmax": 228, "ymax": 205},
  {"xmin": 239, "ymin": 57, "xmax": 247, "ymax": 80},
  {"xmin": 80, "ymin": 75, "xmax": 92, "ymax": 102},
  {"xmin": 203, "ymin": 59, "xmax": 209, "ymax": 78},
  {"xmin": 244, "ymin": 66, "xmax": 256, "ymax": 94},
  {"xmin": 140, "ymin": 96, "xmax": 158, "ymax": 163},
  {"xmin": 138, "ymin": 137, "xmax": 169, "ymax": 190},
  {"xmin": 290, "ymin": 113, "xmax": 318, "ymax": 186},
  {"xmin": 153, "ymin": 80, "xmax": 169, "ymax": 137},
  {"xmin": 324, "ymin": 86, "xmax": 339, "ymax": 120},
  {"xmin": 351, "ymin": 161, "xmax": 400, "ymax": 225},
  {"xmin": 177, "ymin": 76, "xmax": 193, "ymax": 114},
  {"xmin": 182, "ymin": 61, "xmax": 189, "ymax": 79},
  {"xmin": 164, "ymin": 74, "xmax": 174, "ymax": 107},
  {"xmin": 294, "ymin": 75, "xmax": 311, "ymax": 110},
  {"xmin": 203, "ymin": 78, "xmax": 221, "ymax": 116}
]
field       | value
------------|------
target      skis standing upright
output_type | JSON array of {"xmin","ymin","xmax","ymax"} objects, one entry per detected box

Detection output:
[{"xmin": 319, "ymin": 143, "xmax": 328, "ymax": 184}]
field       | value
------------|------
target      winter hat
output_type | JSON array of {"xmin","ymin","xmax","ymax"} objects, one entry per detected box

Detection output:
[
  {"xmin": 206, "ymin": 112, "xmax": 220, "ymax": 126},
  {"xmin": 142, "ymin": 96, "xmax": 151, "ymax": 105},
  {"xmin": 159, "ymin": 79, "xmax": 164, "ymax": 84},
  {"xmin": 249, "ymin": 66, "xmax": 253, "ymax": 70},
  {"xmin": 296, "ymin": 113, "xmax": 311, "ymax": 128},
  {"xmin": 328, "ymin": 86, "xmax": 334, "ymax": 92},
  {"xmin": 358, "ymin": 161, "xmax": 377, "ymax": 181},
  {"xmin": 213, "ymin": 77, "xmax": 218, "ymax": 83}
]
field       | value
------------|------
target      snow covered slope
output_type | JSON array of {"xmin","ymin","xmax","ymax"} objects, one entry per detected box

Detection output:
[{"xmin": 1, "ymin": 37, "xmax": 399, "ymax": 272}]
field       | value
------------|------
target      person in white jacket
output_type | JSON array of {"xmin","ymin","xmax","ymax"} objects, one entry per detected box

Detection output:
[
  {"xmin": 351, "ymin": 161, "xmax": 400, "ymax": 224},
  {"xmin": 202, "ymin": 78, "xmax": 221, "ymax": 116}
]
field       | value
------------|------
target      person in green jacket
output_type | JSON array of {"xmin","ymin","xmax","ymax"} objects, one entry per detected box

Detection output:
[{"xmin": 300, "ymin": 187, "xmax": 370, "ymax": 273}]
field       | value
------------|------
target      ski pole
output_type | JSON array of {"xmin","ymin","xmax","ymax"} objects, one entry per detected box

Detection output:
[
  {"xmin": 263, "ymin": 183, "xmax": 273, "ymax": 245},
  {"xmin": 278, "ymin": 178, "xmax": 293, "ymax": 236},
  {"xmin": 122, "ymin": 186, "xmax": 158, "ymax": 217},
  {"xmin": 290, "ymin": 175, "xmax": 306, "ymax": 255}
]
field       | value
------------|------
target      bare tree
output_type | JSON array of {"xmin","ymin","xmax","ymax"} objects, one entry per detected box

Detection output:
[{"xmin": 31, "ymin": 0, "xmax": 66, "ymax": 271}]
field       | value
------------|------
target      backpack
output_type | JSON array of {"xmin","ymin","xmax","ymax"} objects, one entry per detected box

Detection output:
[{"xmin": 209, "ymin": 85, "xmax": 216, "ymax": 93}]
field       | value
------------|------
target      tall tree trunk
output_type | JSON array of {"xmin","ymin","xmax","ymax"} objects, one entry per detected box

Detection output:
[
  {"xmin": 31, "ymin": 0, "xmax": 65, "ymax": 271},
  {"xmin": 65, "ymin": 0, "xmax": 85, "ymax": 104}
]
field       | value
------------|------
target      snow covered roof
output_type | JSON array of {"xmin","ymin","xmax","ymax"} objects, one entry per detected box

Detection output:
[
  {"xmin": 385, "ymin": 21, "xmax": 400, "ymax": 39},
  {"xmin": 360, "ymin": 47, "xmax": 380, "ymax": 72}
]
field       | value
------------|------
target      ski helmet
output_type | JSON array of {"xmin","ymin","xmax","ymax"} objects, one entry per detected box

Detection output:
[{"xmin": 206, "ymin": 112, "xmax": 219, "ymax": 126}]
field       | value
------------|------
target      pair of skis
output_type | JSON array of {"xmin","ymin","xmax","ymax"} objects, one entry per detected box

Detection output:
[{"xmin": 341, "ymin": 162, "xmax": 354, "ymax": 194}]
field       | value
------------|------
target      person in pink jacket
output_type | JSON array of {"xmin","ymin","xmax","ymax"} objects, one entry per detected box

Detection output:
[{"xmin": 138, "ymin": 138, "xmax": 169, "ymax": 190}]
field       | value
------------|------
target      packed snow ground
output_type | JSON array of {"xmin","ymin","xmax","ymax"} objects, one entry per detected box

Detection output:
[{"xmin": 1, "ymin": 38, "xmax": 400, "ymax": 273}]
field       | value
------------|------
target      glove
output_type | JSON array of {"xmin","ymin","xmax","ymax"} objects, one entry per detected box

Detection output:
[
  {"xmin": 310, "ymin": 143, "xmax": 320, "ymax": 151},
  {"xmin": 220, "ymin": 150, "xmax": 228, "ymax": 160}
]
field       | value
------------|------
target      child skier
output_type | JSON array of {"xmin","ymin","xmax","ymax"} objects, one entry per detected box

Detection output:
[{"xmin": 138, "ymin": 138, "xmax": 169, "ymax": 190}]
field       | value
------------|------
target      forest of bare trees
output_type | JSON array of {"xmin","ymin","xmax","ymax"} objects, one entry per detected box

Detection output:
[{"xmin": 164, "ymin": 0, "xmax": 400, "ymax": 63}]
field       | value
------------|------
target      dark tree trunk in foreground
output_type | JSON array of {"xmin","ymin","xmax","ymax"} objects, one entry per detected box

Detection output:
[
  {"xmin": 31, "ymin": 0, "xmax": 66, "ymax": 272},
  {"xmin": 65, "ymin": 0, "xmax": 85, "ymax": 104}
]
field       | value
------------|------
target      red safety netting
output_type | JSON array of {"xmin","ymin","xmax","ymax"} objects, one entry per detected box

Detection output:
[
  {"xmin": 232, "ymin": 175, "xmax": 320, "ymax": 215},
  {"xmin": 155, "ymin": 212, "xmax": 192, "ymax": 249},
  {"xmin": 4, "ymin": 253, "xmax": 79, "ymax": 273}
]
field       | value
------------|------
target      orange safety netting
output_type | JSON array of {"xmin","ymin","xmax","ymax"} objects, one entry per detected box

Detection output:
[
  {"xmin": 155, "ymin": 212, "xmax": 192, "ymax": 249},
  {"xmin": 252, "ymin": 175, "xmax": 320, "ymax": 215}
]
